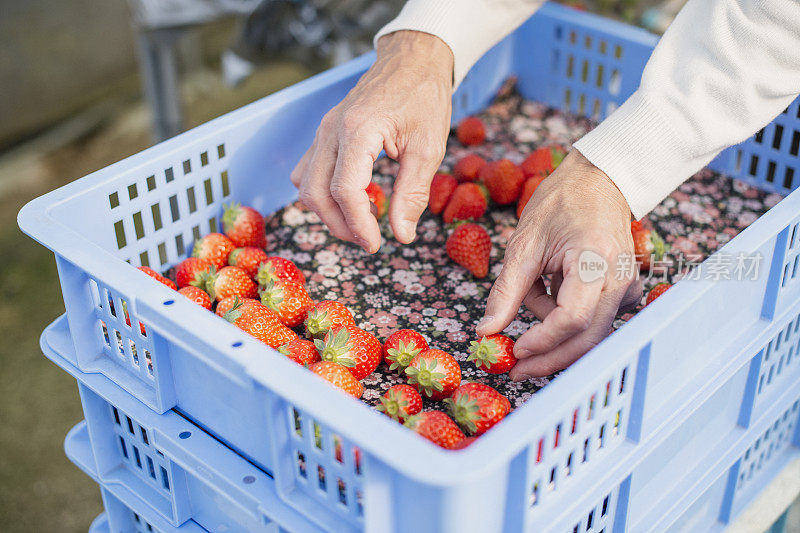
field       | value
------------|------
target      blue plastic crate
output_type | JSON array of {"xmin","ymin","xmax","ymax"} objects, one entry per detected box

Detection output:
[
  {"xmin": 20, "ymin": 3, "xmax": 800, "ymax": 531},
  {"xmin": 54, "ymin": 326, "xmax": 318, "ymax": 532},
  {"xmin": 47, "ymin": 313, "xmax": 800, "ymax": 532}
]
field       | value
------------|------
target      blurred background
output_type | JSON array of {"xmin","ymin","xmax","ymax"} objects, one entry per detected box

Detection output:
[{"xmin": 4, "ymin": 1, "xmax": 795, "ymax": 532}]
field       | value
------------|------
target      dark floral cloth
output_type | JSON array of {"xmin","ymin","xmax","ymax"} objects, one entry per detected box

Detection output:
[{"xmin": 264, "ymin": 81, "xmax": 783, "ymax": 411}]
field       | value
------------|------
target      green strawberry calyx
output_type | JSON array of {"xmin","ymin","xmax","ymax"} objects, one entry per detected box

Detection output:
[
  {"xmin": 649, "ymin": 230, "xmax": 666, "ymax": 262},
  {"xmin": 386, "ymin": 339, "xmax": 423, "ymax": 372},
  {"xmin": 443, "ymin": 394, "xmax": 480, "ymax": 435},
  {"xmin": 402, "ymin": 413, "xmax": 423, "ymax": 430},
  {"xmin": 256, "ymin": 262, "xmax": 278, "ymax": 286},
  {"xmin": 315, "ymin": 327, "xmax": 356, "ymax": 369},
  {"xmin": 376, "ymin": 389, "xmax": 410, "ymax": 421},
  {"xmin": 193, "ymin": 266, "xmax": 218, "ymax": 301},
  {"xmin": 305, "ymin": 309, "xmax": 332, "ymax": 339},
  {"xmin": 222, "ymin": 297, "xmax": 243, "ymax": 324},
  {"xmin": 405, "ymin": 358, "xmax": 445, "ymax": 397},
  {"xmin": 259, "ymin": 280, "xmax": 284, "ymax": 311},
  {"xmin": 466, "ymin": 336, "xmax": 499, "ymax": 370},
  {"xmin": 221, "ymin": 202, "xmax": 243, "ymax": 233}
]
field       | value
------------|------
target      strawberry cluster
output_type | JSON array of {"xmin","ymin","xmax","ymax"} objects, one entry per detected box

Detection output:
[
  {"xmin": 433, "ymin": 116, "xmax": 568, "ymax": 279},
  {"xmin": 134, "ymin": 174, "xmax": 531, "ymax": 451}
]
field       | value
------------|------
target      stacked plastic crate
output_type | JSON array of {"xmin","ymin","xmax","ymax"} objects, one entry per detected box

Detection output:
[{"xmin": 19, "ymin": 4, "xmax": 800, "ymax": 532}]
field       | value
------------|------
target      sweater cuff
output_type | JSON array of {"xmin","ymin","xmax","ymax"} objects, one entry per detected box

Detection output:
[
  {"xmin": 573, "ymin": 90, "xmax": 718, "ymax": 219},
  {"xmin": 374, "ymin": 4, "xmax": 467, "ymax": 89}
]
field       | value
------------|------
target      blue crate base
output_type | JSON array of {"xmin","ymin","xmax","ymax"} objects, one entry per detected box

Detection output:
[
  {"xmin": 20, "ymin": 2, "xmax": 800, "ymax": 532},
  {"xmin": 48, "ymin": 325, "xmax": 322, "ymax": 533}
]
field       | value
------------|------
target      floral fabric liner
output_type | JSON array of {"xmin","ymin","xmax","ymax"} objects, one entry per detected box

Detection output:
[{"xmin": 263, "ymin": 80, "xmax": 783, "ymax": 411}]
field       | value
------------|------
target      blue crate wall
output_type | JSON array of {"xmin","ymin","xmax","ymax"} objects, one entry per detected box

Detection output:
[
  {"xmin": 728, "ymin": 400, "xmax": 800, "ymax": 521},
  {"xmin": 513, "ymin": 4, "xmax": 657, "ymax": 123},
  {"xmin": 710, "ymin": 98, "xmax": 800, "ymax": 196}
]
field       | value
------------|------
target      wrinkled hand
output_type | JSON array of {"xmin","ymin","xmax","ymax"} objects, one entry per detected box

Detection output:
[
  {"xmin": 477, "ymin": 150, "xmax": 642, "ymax": 380},
  {"xmin": 291, "ymin": 31, "xmax": 454, "ymax": 253}
]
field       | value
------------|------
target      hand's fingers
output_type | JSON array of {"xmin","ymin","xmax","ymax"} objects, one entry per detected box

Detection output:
[
  {"xmin": 330, "ymin": 139, "xmax": 384, "ymax": 253},
  {"xmin": 549, "ymin": 272, "xmax": 564, "ymax": 299},
  {"xmin": 298, "ymin": 143, "xmax": 358, "ymax": 244},
  {"xmin": 522, "ymin": 278, "xmax": 557, "ymax": 321},
  {"xmin": 389, "ymin": 146, "xmax": 444, "ymax": 244},
  {"xmin": 290, "ymin": 148, "xmax": 312, "ymax": 189},
  {"xmin": 477, "ymin": 238, "xmax": 543, "ymax": 337},
  {"xmin": 619, "ymin": 278, "xmax": 643, "ymax": 312},
  {"xmin": 513, "ymin": 252, "xmax": 603, "ymax": 358},
  {"xmin": 510, "ymin": 289, "xmax": 622, "ymax": 379}
]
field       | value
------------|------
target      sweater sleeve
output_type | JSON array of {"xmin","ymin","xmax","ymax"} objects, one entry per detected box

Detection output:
[
  {"xmin": 374, "ymin": 0, "xmax": 544, "ymax": 89},
  {"xmin": 573, "ymin": 0, "xmax": 800, "ymax": 219}
]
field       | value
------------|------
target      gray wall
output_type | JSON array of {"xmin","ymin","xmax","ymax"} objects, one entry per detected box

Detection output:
[{"xmin": 0, "ymin": 0, "xmax": 137, "ymax": 147}]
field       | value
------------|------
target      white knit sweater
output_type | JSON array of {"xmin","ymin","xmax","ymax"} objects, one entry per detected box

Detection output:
[{"xmin": 375, "ymin": 1, "xmax": 800, "ymax": 218}]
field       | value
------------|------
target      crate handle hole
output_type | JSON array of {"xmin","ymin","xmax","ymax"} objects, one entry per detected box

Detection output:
[
  {"xmin": 232, "ymin": 341, "xmax": 243, "ymax": 348},
  {"xmin": 179, "ymin": 431, "xmax": 191, "ymax": 439},
  {"xmin": 243, "ymin": 475, "xmax": 256, "ymax": 484},
  {"xmin": 163, "ymin": 300, "xmax": 175, "ymax": 305}
]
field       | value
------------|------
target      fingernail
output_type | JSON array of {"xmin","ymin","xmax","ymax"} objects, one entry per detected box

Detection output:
[
  {"xmin": 477, "ymin": 316, "xmax": 494, "ymax": 330},
  {"xmin": 401, "ymin": 221, "xmax": 417, "ymax": 242},
  {"xmin": 511, "ymin": 372, "xmax": 531, "ymax": 383},
  {"xmin": 515, "ymin": 348, "xmax": 532, "ymax": 359}
]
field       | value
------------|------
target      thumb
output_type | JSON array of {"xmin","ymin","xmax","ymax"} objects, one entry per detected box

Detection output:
[
  {"xmin": 389, "ymin": 145, "xmax": 444, "ymax": 244},
  {"xmin": 478, "ymin": 240, "xmax": 543, "ymax": 336}
]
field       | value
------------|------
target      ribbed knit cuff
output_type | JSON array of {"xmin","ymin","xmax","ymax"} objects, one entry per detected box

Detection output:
[
  {"xmin": 573, "ymin": 90, "xmax": 716, "ymax": 219},
  {"xmin": 374, "ymin": 3, "xmax": 469, "ymax": 89}
]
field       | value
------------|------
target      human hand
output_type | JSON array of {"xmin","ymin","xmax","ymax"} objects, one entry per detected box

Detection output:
[
  {"xmin": 291, "ymin": 30, "xmax": 454, "ymax": 253},
  {"xmin": 476, "ymin": 150, "xmax": 642, "ymax": 380}
]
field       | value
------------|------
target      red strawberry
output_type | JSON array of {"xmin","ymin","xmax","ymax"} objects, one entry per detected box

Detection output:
[
  {"xmin": 376, "ymin": 384, "xmax": 423, "ymax": 423},
  {"xmin": 222, "ymin": 203, "xmax": 267, "ymax": 248},
  {"xmin": 256, "ymin": 256, "xmax": 306, "ymax": 286},
  {"xmin": 446, "ymin": 223, "xmax": 491, "ymax": 278},
  {"xmin": 630, "ymin": 220, "xmax": 645, "ymax": 233},
  {"xmin": 334, "ymin": 438, "xmax": 362, "ymax": 472},
  {"xmin": 456, "ymin": 117, "xmax": 486, "ymax": 146},
  {"xmin": 632, "ymin": 226, "xmax": 665, "ymax": 270},
  {"xmin": 480, "ymin": 159, "xmax": 524, "ymax": 205},
  {"xmin": 177, "ymin": 286, "xmax": 212, "ymax": 310},
  {"xmin": 304, "ymin": 300, "xmax": 355, "ymax": 339},
  {"xmin": 520, "ymin": 147, "xmax": 554, "ymax": 178},
  {"xmin": 646, "ymin": 282, "xmax": 671, "ymax": 305},
  {"xmin": 121, "ymin": 301, "xmax": 147, "ymax": 336},
  {"xmin": 467, "ymin": 334, "xmax": 517, "ymax": 374},
  {"xmin": 138, "ymin": 266, "xmax": 177, "ymax": 290},
  {"xmin": 444, "ymin": 382, "xmax": 511, "ymax": 436},
  {"xmin": 224, "ymin": 300, "xmax": 297, "ymax": 348},
  {"xmin": 260, "ymin": 279, "xmax": 313, "ymax": 328},
  {"xmin": 452, "ymin": 436, "xmax": 477, "ymax": 450},
  {"xmin": 383, "ymin": 329, "xmax": 429, "ymax": 374},
  {"xmin": 315, "ymin": 324, "xmax": 381, "ymax": 380},
  {"xmin": 428, "ymin": 173, "xmax": 457, "ymax": 215},
  {"xmin": 176, "ymin": 257, "xmax": 212, "ymax": 288},
  {"xmin": 228, "ymin": 247, "xmax": 269, "ymax": 279},
  {"xmin": 404, "ymin": 411, "xmax": 465, "ymax": 449},
  {"xmin": 193, "ymin": 233, "xmax": 235, "ymax": 270},
  {"xmin": 309, "ymin": 361, "xmax": 364, "ymax": 398},
  {"xmin": 366, "ymin": 182, "xmax": 388, "ymax": 218},
  {"xmin": 216, "ymin": 296, "xmax": 259, "ymax": 317},
  {"xmin": 516, "ymin": 176, "xmax": 545, "ymax": 218},
  {"xmin": 201, "ymin": 266, "xmax": 258, "ymax": 302},
  {"xmin": 453, "ymin": 154, "xmax": 487, "ymax": 183},
  {"xmin": 279, "ymin": 338, "xmax": 321, "ymax": 366},
  {"xmin": 442, "ymin": 183, "xmax": 488, "ymax": 223},
  {"xmin": 405, "ymin": 349, "xmax": 461, "ymax": 401}
]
